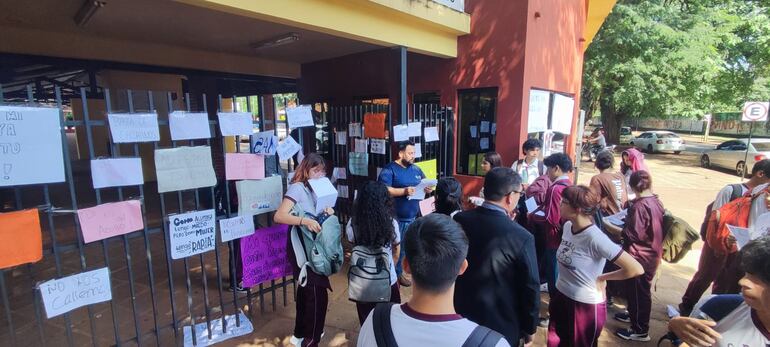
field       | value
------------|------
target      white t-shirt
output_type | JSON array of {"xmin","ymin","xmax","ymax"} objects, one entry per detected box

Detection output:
[
  {"xmin": 357, "ymin": 304, "xmax": 511, "ymax": 347},
  {"xmin": 512, "ymin": 159, "xmax": 541, "ymax": 185},
  {"xmin": 555, "ymin": 222, "xmax": 623, "ymax": 304},
  {"xmin": 691, "ymin": 296, "xmax": 770, "ymax": 347},
  {"xmin": 346, "ymin": 219, "xmax": 400, "ymax": 285}
]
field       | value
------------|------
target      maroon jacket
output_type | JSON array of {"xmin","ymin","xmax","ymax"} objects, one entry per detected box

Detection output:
[{"xmin": 622, "ymin": 195, "xmax": 665, "ymax": 269}]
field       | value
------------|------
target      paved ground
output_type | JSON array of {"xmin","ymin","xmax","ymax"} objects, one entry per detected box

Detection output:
[{"xmin": 226, "ymin": 142, "xmax": 743, "ymax": 347}]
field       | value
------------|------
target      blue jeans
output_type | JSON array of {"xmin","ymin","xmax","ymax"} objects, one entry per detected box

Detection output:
[
  {"xmin": 544, "ymin": 248, "xmax": 559, "ymax": 297},
  {"xmin": 395, "ymin": 219, "xmax": 414, "ymax": 277}
]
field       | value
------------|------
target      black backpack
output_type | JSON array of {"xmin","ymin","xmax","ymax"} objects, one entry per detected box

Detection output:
[
  {"xmin": 372, "ymin": 303, "xmax": 504, "ymax": 347},
  {"xmin": 699, "ymin": 184, "xmax": 744, "ymax": 241}
]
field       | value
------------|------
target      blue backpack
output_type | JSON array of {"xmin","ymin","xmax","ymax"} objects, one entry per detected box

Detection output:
[{"xmin": 289, "ymin": 188, "xmax": 343, "ymax": 286}]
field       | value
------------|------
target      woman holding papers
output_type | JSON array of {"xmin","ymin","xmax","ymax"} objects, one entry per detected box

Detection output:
[
  {"xmin": 274, "ymin": 153, "xmax": 335, "ymax": 347},
  {"xmin": 547, "ymin": 185, "xmax": 642, "ymax": 347}
]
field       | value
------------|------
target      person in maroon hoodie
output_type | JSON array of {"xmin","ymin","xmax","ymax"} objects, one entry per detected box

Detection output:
[{"xmin": 613, "ymin": 170, "xmax": 665, "ymax": 342}]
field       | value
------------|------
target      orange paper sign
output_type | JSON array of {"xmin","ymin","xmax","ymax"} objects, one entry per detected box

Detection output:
[
  {"xmin": 364, "ymin": 113, "xmax": 387, "ymax": 139},
  {"xmin": 0, "ymin": 209, "xmax": 42, "ymax": 269}
]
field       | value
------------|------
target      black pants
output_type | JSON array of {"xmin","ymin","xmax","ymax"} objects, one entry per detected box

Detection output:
[{"xmin": 294, "ymin": 283, "xmax": 329, "ymax": 347}]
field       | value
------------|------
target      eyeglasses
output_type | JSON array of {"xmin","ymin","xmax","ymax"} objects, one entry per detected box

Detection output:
[{"xmin": 509, "ymin": 189, "xmax": 523, "ymax": 195}]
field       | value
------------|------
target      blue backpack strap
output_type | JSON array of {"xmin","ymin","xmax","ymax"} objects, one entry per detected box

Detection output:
[
  {"xmin": 698, "ymin": 294, "xmax": 744, "ymax": 321},
  {"xmin": 462, "ymin": 325, "xmax": 504, "ymax": 347},
  {"xmin": 373, "ymin": 303, "xmax": 398, "ymax": 347}
]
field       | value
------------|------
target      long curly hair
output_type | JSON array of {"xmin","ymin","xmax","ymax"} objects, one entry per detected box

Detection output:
[{"xmin": 352, "ymin": 181, "xmax": 396, "ymax": 248}]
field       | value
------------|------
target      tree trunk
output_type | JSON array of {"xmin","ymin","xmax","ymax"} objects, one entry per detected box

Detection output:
[{"xmin": 600, "ymin": 102, "xmax": 625, "ymax": 145}]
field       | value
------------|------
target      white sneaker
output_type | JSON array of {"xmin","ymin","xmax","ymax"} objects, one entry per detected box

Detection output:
[
  {"xmin": 540, "ymin": 283, "xmax": 548, "ymax": 292},
  {"xmin": 290, "ymin": 336, "xmax": 303, "ymax": 346}
]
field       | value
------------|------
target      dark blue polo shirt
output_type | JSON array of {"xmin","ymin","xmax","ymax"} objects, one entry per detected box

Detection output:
[{"xmin": 378, "ymin": 162, "xmax": 425, "ymax": 221}]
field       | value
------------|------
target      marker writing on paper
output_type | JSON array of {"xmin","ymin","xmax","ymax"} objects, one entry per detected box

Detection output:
[{"xmin": 2, "ymin": 164, "xmax": 10, "ymax": 180}]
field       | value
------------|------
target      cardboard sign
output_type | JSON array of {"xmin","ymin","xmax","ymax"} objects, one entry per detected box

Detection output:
[
  {"xmin": 355, "ymin": 138, "xmax": 369, "ymax": 153},
  {"xmin": 241, "ymin": 224, "xmax": 292, "ymax": 287},
  {"xmin": 225, "ymin": 153, "xmax": 265, "ymax": 180},
  {"xmin": 39, "ymin": 267, "xmax": 111, "ymax": 319},
  {"xmin": 408, "ymin": 122, "xmax": 422, "ymax": 137},
  {"xmin": 219, "ymin": 215, "xmax": 255, "ymax": 242},
  {"xmin": 250, "ymin": 131, "xmax": 278, "ymax": 155},
  {"xmin": 348, "ymin": 152, "xmax": 369, "ymax": 176},
  {"xmin": 183, "ymin": 311, "xmax": 253, "ymax": 347},
  {"xmin": 237, "ymin": 176, "xmax": 283, "ymax": 216},
  {"xmin": 551, "ymin": 94, "xmax": 575, "ymax": 134},
  {"xmin": 349, "ymin": 123, "xmax": 363, "ymax": 138},
  {"xmin": 155, "ymin": 146, "xmax": 217, "ymax": 193},
  {"xmin": 424, "ymin": 127, "xmax": 440, "ymax": 142},
  {"xmin": 217, "ymin": 112, "xmax": 253, "ymax": 137},
  {"xmin": 308, "ymin": 177, "xmax": 338, "ymax": 214},
  {"xmin": 107, "ymin": 113, "xmax": 160, "ymax": 143},
  {"xmin": 90, "ymin": 158, "xmax": 144, "ymax": 189},
  {"xmin": 528, "ymin": 89, "xmax": 550, "ymax": 133},
  {"xmin": 277, "ymin": 136, "xmax": 302, "ymax": 161},
  {"xmin": 419, "ymin": 196, "xmax": 435, "ymax": 216},
  {"xmin": 78, "ymin": 200, "xmax": 144, "ymax": 243},
  {"xmin": 0, "ymin": 106, "xmax": 65, "ymax": 186},
  {"xmin": 393, "ymin": 124, "xmax": 409, "ymax": 142},
  {"xmin": 286, "ymin": 105, "xmax": 315, "ymax": 128},
  {"xmin": 364, "ymin": 113, "xmax": 387, "ymax": 139},
  {"xmin": 169, "ymin": 112, "xmax": 211, "ymax": 141},
  {"xmin": 416, "ymin": 159, "xmax": 437, "ymax": 180},
  {"xmin": 335, "ymin": 131, "xmax": 347, "ymax": 145},
  {"xmin": 169, "ymin": 209, "xmax": 216, "ymax": 259},
  {"xmin": 0, "ymin": 209, "xmax": 42, "ymax": 269},
  {"xmin": 370, "ymin": 139, "xmax": 387, "ymax": 155}
]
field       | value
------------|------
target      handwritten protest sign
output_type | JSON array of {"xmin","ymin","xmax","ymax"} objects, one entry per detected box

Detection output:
[
  {"xmin": 349, "ymin": 123, "xmax": 363, "ymax": 138},
  {"xmin": 0, "ymin": 106, "xmax": 65, "ymax": 186},
  {"xmin": 155, "ymin": 146, "xmax": 217, "ymax": 193},
  {"xmin": 355, "ymin": 138, "xmax": 368, "ymax": 153},
  {"xmin": 183, "ymin": 311, "xmax": 253, "ymax": 347},
  {"xmin": 78, "ymin": 200, "xmax": 144, "ymax": 243},
  {"xmin": 393, "ymin": 124, "xmax": 409, "ymax": 141},
  {"xmin": 240, "ymin": 224, "xmax": 292, "ymax": 287},
  {"xmin": 225, "ymin": 153, "xmax": 265, "ymax": 180},
  {"xmin": 364, "ymin": 113, "xmax": 387, "ymax": 139},
  {"xmin": 286, "ymin": 105, "xmax": 315, "ymax": 128},
  {"xmin": 277, "ymin": 135, "xmax": 302, "ymax": 161},
  {"xmin": 408, "ymin": 122, "xmax": 422, "ymax": 137},
  {"xmin": 107, "ymin": 113, "xmax": 160, "ymax": 143},
  {"xmin": 416, "ymin": 159, "xmax": 437, "ymax": 180},
  {"xmin": 0, "ymin": 209, "xmax": 42, "ymax": 269},
  {"xmin": 348, "ymin": 152, "xmax": 369, "ymax": 176},
  {"xmin": 237, "ymin": 176, "xmax": 283, "ymax": 216},
  {"xmin": 219, "ymin": 215, "xmax": 255, "ymax": 242},
  {"xmin": 90, "ymin": 158, "xmax": 144, "ymax": 189},
  {"xmin": 250, "ymin": 131, "xmax": 278, "ymax": 155},
  {"xmin": 335, "ymin": 131, "xmax": 347, "ymax": 145},
  {"xmin": 169, "ymin": 112, "xmax": 211, "ymax": 141},
  {"xmin": 424, "ymin": 127, "xmax": 439, "ymax": 142},
  {"xmin": 39, "ymin": 267, "xmax": 111, "ymax": 318},
  {"xmin": 169, "ymin": 209, "xmax": 216, "ymax": 259},
  {"xmin": 217, "ymin": 112, "xmax": 253, "ymax": 136},
  {"xmin": 370, "ymin": 139, "xmax": 387, "ymax": 155}
]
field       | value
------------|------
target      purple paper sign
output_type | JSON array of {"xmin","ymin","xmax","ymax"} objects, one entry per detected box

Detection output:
[{"xmin": 241, "ymin": 224, "xmax": 292, "ymax": 287}]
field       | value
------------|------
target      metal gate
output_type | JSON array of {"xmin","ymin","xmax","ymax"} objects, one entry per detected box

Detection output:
[{"xmin": 0, "ymin": 84, "xmax": 295, "ymax": 346}]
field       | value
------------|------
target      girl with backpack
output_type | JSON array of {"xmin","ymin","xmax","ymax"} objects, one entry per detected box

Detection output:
[
  {"xmin": 346, "ymin": 181, "xmax": 401, "ymax": 325},
  {"xmin": 274, "ymin": 153, "xmax": 337, "ymax": 347}
]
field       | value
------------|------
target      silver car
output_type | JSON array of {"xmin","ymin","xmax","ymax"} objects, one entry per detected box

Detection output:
[
  {"xmin": 630, "ymin": 131, "xmax": 685, "ymax": 154},
  {"xmin": 701, "ymin": 139, "xmax": 770, "ymax": 177}
]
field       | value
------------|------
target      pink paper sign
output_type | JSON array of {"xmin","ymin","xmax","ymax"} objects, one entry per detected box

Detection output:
[
  {"xmin": 77, "ymin": 200, "xmax": 144, "ymax": 243},
  {"xmin": 225, "ymin": 153, "xmax": 265, "ymax": 180},
  {"xmin": 419, "ymin": 196, "xmax": 435, "ymax": 216},
  {"xmin": 241, "ymin": 224, "xmax": 292, "ymax": 287}
]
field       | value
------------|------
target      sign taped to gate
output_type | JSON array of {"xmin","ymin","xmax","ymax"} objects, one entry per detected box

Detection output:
[
  {"xmin": 219, "ymin": 215, "xmax": 255, "ymax": 242},
  {"xmin": 0, "ymin": 106, "xmax": 65, "ymax": 186},
  {"xmin": 416, "ymin": 159, "xmax": 437, "ymax": 180},
  {"xmin": 237, "ymin": 176, "xmax": 283, "ymax": 216},
  {"xmin": 348, "ymin": 152, "xmax": 369, "ymax": 176},
  {"xmin": 424, "ymin": 127, "xmax": 440, "ymax": 142},
  {"xmin": 217, "ymin": 112, "xmax": 253, "ymax": 136},
  {"xmin": 39, "ymin": 267, "xmax": 112, "ymax": 319},
  {"xmin": 90, "ymin": 157, "xmax": 144, "ymax": 188},
  {"xmin": 169, "ymin": 209, "xmax": 216, "ymax": 259},
  {"xmin": 169, "ymin": 112, "xmax": 211, "ymax": 140},
  {"xmin": 286, "ymin": 105, "xmax": 315, "ymax": 128},
  {"xmin": 364, "ymin": 113, "xmax": 387, "ymax": 139},
  {"xmin": 370, "ymin": 139, "xmax": 387, "ymax": 155},
  {"xmin": 107, "ymin": 113, "xmax": 160, "ymax": 143},
  {"xmin": 0, "ymin": 208, "xmax": 42, "ymax": 269},
  {"xmin": 240, "ymin": 224, "xmax": 292, "ymax": 287},
  {"xmin": 155, "ymin": 146, "xmax": 217, "ymax": 193},
  {"xmin": 225, "ymin": 153, "xmax": 265, "ymax": 180},
  {"xmin": 78, "ymin": 200, "xmax": 144, "ymax": 243},
  {"xmin": 251, "ymin": 130, "xmax": 278, "ymax": 155},
  {"xmin": 277, "ymin": 135, "xmax": 302, "ymax": 161}
]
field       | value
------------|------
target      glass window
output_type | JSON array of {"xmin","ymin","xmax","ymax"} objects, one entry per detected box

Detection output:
[
  {"xmin": 457, "ymin": 88, "xmax": 498, "ymax": 176},
  {"xmin": 657, "ymin": 133, "xmax": 679, "ymax": 139},
  {"xmin": 752, "ymin": 143, "xmax": 770, "ymax": 151}
]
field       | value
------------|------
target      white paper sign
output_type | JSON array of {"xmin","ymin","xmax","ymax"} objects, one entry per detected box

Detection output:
[
  {"xmin": 525, "ymin": 197, "xmax": 538, "ymax": 213},
  {"xmin": 415, "ymin": 143, "xmax": 423, "ymax": 158},
  {"xmin": 551, "ymin": 94, "xmax": 575, "ymax": 135},
  {"xmin": 183, "ymin": 311, "xmax": 253, "ymax": 347},
  {"xmin": 491, "ymin": 123, "xmax": 496, "ymax": 135},
  {"xmin": 480, "ymin": 121, "xmax": 490, "ymax": 133},
  {"xmin": 219, "ymin": 215, "xmax": 255, "ymax": 242},
  {"xmin": 336, "ymin": 131, "xmax": 347, "ymax": 145},
  {"xmin": 355, "ymin": 138, "xmax": 369, "ymax": 153},
  {"xmin": 39, "ymin": 267, "xmax": 111, "ymax": 319},
  {"xmin": 408, "ymin": 179, "xmax": 438, "ymax": 200},
  {"xmin": 370, "ymin": 139, "xmax": 387, "ymax": 155},
  {"xmin": 727, "ymin": 224, "xmax": 751, "ymax": 250},
  {"xmin": 308, "ymin": 177, "xmax": 338, "ymax": 214},
  {"xmin": 349, "ymin": 123, "xmax": 363, "ymax": 138},
  {"xmin": 90, "ymin": 158, "xmax": 144, "ymax": 188},
  {"xmin": 408, "ymin": 122, "xmax": 422, "ymax": 137},
  {"xmin": 528, "ymin": 89, "xmax": 550, "ymax": 133},
  {"xmin": 332, "ymin": 167, "xmax": 347, "ymax": 180},
  {"xmin": 237, "ymin": 176, "xmax": 283, "ymax": 216},
  {"xmin": 169, "ymin": 209, "xmax": 216, "ymax": 259},
  {"xmin": 0, "ymin": 106, "xmax": 65, "ymax": 186},
  {"xmin": 217, "ymin": 112, "xmax": 253, "ymax": 136},
  {"xmin": 154, "ymin": 146, "xmax": 217, "ymax": 193},
  {"xmin": 480, "ymin": 137, "xmax": 490, "ymax": 150},
  {"xmin": 424, "ymin": 127, "xmax": 440, "ymax": 142},
  {"xmin": 470, "ymin": 126, "xmax": 478, "ymax": 138},
  {"xmin": 286, "ymin": 105, "xmax": 315, "ymax": 128},
  {"xmin": 338, "ymin": 185, "xmax": 349, "ymax": 199},
  {"xmin": 277, "ymin": 135, "xmax": 302, "ymax": 161},
  {"xmin": 393, "ymin": 124, "xmax": 409, "ymax": 141},
  {"xmin": 250, "ymin": 131, "xmax": 278, "ymax": 155},
  {"xmin": 107, "ymin": 113, "xmax": 160, "ymax": 143},
  {"xmin": 169, "ymin": 112, "xmax": 211, "ymax": 141}
]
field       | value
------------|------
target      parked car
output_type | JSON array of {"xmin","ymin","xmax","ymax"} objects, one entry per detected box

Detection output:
[
  {"xmin": 701, "ymin": 139, "xmax": 770, "ymax": 177},
  {"xmin": 630, "ymin": 131, "xmax": 685, "ymax": 154},
  {"xmin": 619, "ymin": 127, "xmax": 634, "ymax": 144}
]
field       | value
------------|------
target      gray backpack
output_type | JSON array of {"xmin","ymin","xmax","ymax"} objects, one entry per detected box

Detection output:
[
  {"xmin": 348, "ymin": 245, "xmax": 392, "ymax": 302},
  {"xmin": 289, "ymin": 190, "xmax": 343, "ymax": 286}
]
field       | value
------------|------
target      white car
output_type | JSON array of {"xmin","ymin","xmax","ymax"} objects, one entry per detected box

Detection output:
[
  {"xmin": 630, "ymin": 131, "xmax": 685, "ymax": 154},
  {"xmin": 619, "ymin": 127, "xmax": 634, "ymax": 145},
  {"xmin": 701, "ymin": 139, "xmax": 770, "ymax": 177}
]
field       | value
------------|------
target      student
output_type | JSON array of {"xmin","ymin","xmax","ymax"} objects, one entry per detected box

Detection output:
[
  {"xmin": 678, "ymin": 159, "xmax": 770, "ymax": 316},
  {"xmin": 470, "ymin": 151, "xmax": 503, "ymax": 206},
  {"xmin": 620, "ymin": 149, "xmax": 648, "ymax": 200},
  {"xmin": 547, "ymin": 185, "xmax": 643, "ymax": 347},
  {"xmin": 274, "ymin": 153, "xmax": 335, "ymax": 347},
  {"xmin": 667, "ymin": 236, "xmax": 770, "ymax": 347},
  {"xmin": 346, "ymin": 181, "xmax": 401, "ymax": 325},
  {"xmin": 613, "ymin": 170, "xmax": 665, "ymax": 342},
  {"xmin": 512, "ymin": 138, "xmax": 544, "ymax": 188},
  {"xmin": 454, "ymin": 167, "xmax": 540, "ymax": 346},
  {"xmin": 357, "ymin": 214, "xmax": 510, "ymax": 347},
  {"xmin": 378, "ymin": 141, "xmax": 429, "ymax": 287},
  {"xmin": 435, "ymin": 177, "xmax": 464, "ymax": 217}
]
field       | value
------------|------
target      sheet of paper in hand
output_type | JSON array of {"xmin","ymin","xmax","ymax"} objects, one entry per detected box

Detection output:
[{"xmin": 408, "ymin": 179, "xmax": 439, "ymax": 200}]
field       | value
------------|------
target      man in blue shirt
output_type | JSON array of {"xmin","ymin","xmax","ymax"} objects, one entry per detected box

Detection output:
[{"xmin": 378, "ymin": 141, "xmax": 426, "ymax": 287}]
